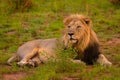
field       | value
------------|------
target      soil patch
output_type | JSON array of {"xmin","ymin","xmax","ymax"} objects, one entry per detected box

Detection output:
[
  {"xmin": 64, "ymin": 77, "xmax": 82, "ymax": 80},
  {"xmin": 107, "ymin": 38, "xmax": 120, "ymax": 46},
  {"xmin": 1, "ymin": 72, "xmax": 27, "ymax": 80}
]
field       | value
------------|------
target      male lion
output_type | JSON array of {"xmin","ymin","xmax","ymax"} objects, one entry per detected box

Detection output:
[{"xmin": 7, "ymin": 14, "xmax": 112, "ymax": 67}]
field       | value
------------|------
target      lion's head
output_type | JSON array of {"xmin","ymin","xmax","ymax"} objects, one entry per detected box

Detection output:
[{"xmin": 63, "ymin": 14, "xmax": 93, "ymax": 51}]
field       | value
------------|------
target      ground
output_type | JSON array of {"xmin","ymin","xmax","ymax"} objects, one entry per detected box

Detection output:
[
  {"xmin": 0, "ymin": 0, "xmax": 120, "ymax": 80},
  {"xmin": 1, "ymin": 72, "xmax": 27, "ymax": 80}
]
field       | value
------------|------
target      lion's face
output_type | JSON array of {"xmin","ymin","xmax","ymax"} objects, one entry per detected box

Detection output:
[
  {"xmin": 65, "ymin": 20, "xmax": 85, "ymax": 43},
  {"xmin": 63, "ymin": 14, "xmax": 91, "ymax": 44}
]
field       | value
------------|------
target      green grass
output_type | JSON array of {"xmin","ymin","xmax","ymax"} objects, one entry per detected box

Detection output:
[{"xmin": 0, "ymin": 0, "xmax": 120, "ymax": 80}]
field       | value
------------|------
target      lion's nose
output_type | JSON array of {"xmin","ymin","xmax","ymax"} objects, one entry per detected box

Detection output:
[{"xmin": 68, "ymin": 32, "xmax": 74, "ymax": 36}]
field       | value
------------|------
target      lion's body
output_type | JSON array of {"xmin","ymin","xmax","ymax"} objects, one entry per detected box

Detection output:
[{"xmin": 7, "ymin": 14, "xmax": 112, "ymax": 67}]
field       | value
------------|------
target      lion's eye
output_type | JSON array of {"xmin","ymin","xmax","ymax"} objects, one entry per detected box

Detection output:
[
  {"xmin": 77, "ymin": 26, "xmax": 81, "ymax": 28},
  {"xmin": 67, "ymin": 26, "xmax": 71, "ymax": 28}
]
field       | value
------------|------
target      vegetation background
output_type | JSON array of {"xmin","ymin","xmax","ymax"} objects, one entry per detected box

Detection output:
[{"xmin": 0, "ymin": 0, "xmax": 120, "ymax": 80}]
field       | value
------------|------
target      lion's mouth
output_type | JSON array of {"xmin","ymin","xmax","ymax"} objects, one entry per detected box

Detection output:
[
  {"xmin": 68, "ymin": 35, "xmax": 78, "ymax": 43},
  {"xmin": 69, "ymin": 38, "xmax": 77, "ymax": 43}
]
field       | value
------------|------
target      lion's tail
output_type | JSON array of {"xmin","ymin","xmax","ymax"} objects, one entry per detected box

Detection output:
[{"xmin": 7, "ymin": 54, "xmax": 18, "ymax": 66}]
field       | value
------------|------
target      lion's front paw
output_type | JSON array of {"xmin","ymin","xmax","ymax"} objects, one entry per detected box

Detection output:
[
  {"xmin": 70, "ymin": 59, "xmax": 86, "ymax": 65},
  {"xmin": 97, "ymin": 60, "xmax": 112, "ymax": 67},
  {"xmin": 103, "ymin": 61, "xmax": 112, "ymax": 67},
  {"xmin": 97, "ymin": 54, "xmax": 112, "ymax": 67}
]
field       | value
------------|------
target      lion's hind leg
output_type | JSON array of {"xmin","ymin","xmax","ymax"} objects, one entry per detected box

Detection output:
[
  {"xmin": 17, "ymin": 47, "xmax": 39, "ymax": 67},
  {"xmin": 97, "ymin": 54, "xmax": 112, "ymax": 66},
  {"xmin": 27, "ymin": 56, "xmax": 42, "ymax": 67}
]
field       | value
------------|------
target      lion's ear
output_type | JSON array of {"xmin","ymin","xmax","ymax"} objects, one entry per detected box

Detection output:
[
  {"xmin": 84, "ymin": 17, "xmax": 92, "ymax": 27},
  {"xmin": 63, "ymin": 18, "xmax": 68, "ymax": 25},
  {"xmin": 63, "ymin": 17, "xmax": 71, "ymax": 25}
]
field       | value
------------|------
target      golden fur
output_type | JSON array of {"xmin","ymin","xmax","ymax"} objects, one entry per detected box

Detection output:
[{"xmin": 63, "ymin": 14, "xmax": 97, "ymax": 53}]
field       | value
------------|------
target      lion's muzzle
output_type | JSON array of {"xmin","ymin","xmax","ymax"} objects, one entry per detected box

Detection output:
[
  {"xmin": 68, "ymin": 32, "xmax": 74, "ymax": 40},
  {"xmin": 67, "ymin": 32, "xmax": 77, "ymax": 43}
]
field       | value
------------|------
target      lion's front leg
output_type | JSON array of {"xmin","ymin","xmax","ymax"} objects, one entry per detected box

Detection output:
[{"xmin": 97, "ymin": 54, "xmax": 112, "ymax": 66}]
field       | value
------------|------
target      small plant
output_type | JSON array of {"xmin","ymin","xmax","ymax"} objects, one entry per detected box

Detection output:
[{"xmin": 6, "ymin": 0, "xmax": 34, "ymax": 13}]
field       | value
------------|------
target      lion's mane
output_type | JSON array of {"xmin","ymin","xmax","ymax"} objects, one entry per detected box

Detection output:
[{"xmin": 63, "ymin": 14, "xmax": 101, "ymax": 64}]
